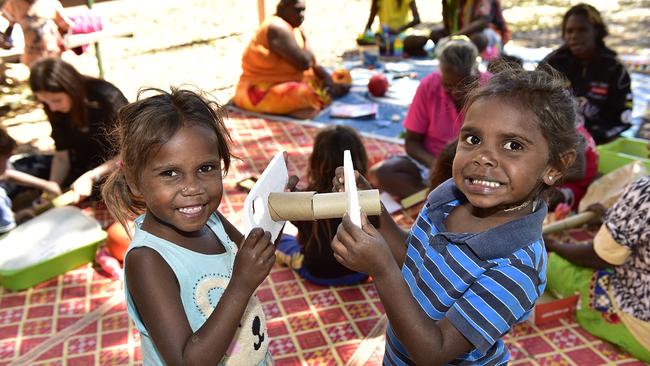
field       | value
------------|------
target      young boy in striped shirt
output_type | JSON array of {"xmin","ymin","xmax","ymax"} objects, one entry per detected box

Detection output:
[{"xmin": 332, "ymin": 67, "xmax": 579, "ymax": 365}]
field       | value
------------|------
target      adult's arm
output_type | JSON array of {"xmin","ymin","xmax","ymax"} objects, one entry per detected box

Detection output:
[
  {"xmin": 49, "ymin": 150, "xmax": 71, "ymax": 187},
  {"xmin": 405, "ymin": 130, "xmax": 436, "ymax": 168},
  {"xmin": 53, "ymin": 0, "xmax": 73, "ymax": 33},
  {"xmin": 456, "ymin": 17, "xmax": 489, "ymax": 36},
  {"xmin": 267, "ymin": 21, "xmax": 314, "ymax": 71},
  {"xmin": 394, "ymin": 0, "xmax": 421, "ymax": 34},
  {"xmin": 70, "ymin": 158, "xmax": 118, "ymax": 200},
  {"xmin": 364, "ymin": 0, "xmax": 379, "ymax": 32},
  {"xmin": 601, "ymin": 62, "xmax": 633, "ymax": 130},
  {"xmin": 456, "ymin": 0, "xmax": 491, "ymax": 35},
  {"xmin": 545, "ymin": 238, "xmax": 611, "ymax": 269},
  {"xmin": 2, "ymin": 169, "xmax": 61, "ymax": 196}
]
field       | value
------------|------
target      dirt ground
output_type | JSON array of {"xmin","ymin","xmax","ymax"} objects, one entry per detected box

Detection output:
[{"xmin": 1, "ymin": 0, "xmax": 649, "ymax": 152}]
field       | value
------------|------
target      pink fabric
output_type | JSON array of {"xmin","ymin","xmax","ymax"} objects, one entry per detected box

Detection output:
[{"xmin": 403, "ymin": 71, "xmax": 489, "ymax": 156}]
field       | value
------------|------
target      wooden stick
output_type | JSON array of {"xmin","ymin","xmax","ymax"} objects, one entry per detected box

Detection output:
[{"xmin": 542, "ymin": 212, "xmax": 596, "ymax": 235}]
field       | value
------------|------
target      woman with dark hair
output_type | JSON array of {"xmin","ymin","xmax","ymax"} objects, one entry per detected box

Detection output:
[
  {"xmin": 10, "ymin": 57, "xmax": 127, "ymax": 203},
  {"xmin": 542, "ymin": 3, "xmax": 632, "ymax": 144}
]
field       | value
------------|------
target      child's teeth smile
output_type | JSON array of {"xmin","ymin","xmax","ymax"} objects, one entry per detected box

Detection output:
[
  {"xmin": 178, "ymin": 205, "xmax": 203, "ymax": 214},
  {"xmin": 470, "ymin": 178, "xmax": 501, "ymax": 188}
]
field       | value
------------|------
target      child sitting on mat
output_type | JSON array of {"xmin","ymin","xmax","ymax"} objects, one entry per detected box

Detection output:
[
  {"xmin": 332, "ymin": 67, "xmax": 579, "ymax": 364},
  {"xmin": 276, "ymin": 125, "xmax": 370, "ymax": 286}
]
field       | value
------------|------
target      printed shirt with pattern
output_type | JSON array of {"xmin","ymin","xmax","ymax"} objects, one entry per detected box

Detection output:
[
  {"xmin": 605, "ymin": 176, "xmax": 650, "ymax": 321},
  {"xmin": 385, "ymin": 179, "xmax": 548, "ymax": 365}
]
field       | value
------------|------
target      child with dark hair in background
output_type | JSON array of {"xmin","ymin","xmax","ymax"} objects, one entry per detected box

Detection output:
[
  {"xmin": 332, "ymin": 68, "xmax": 578, "ymax": 364},
  {"xmin": 102, "ymin": 88, "xmax": 289, "ymax": 365},
  {"xmin": 276, "ymin": 125, "xmax": 370, "ymax": 286}
]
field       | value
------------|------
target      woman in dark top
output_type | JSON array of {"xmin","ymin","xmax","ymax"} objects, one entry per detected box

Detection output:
[
  {"xmin": 23, "ymin": 57, "xmax": 128, "ymax": 202},
  {"xmin": 276, "ymin": 125, "xmax": 369, "ymax": 286},
  {"xmin": 542, "ymin": 4, "xmax": 632, "ymax": 144}
]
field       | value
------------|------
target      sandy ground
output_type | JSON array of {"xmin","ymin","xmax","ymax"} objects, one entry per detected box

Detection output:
[{"xmin": 1, "ymin": 0, "xmax": 649, "ymax": 151}]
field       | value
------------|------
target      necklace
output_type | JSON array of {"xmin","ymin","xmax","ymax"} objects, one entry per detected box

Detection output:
[{"xmin": 503, "ymin": 200, "xmax": 532, "ymax": 212}]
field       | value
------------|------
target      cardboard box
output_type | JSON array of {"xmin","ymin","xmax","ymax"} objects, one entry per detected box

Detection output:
[{"xmin": 529, "ymin": 291, "xmax": 580, "ymax": 325}]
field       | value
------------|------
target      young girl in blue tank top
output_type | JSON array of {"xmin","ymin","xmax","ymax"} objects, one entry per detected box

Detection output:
[
  {"xmin": 102, "ymin": 88, "xmax": 290, "ymax": 365},
  {"xmin": 332, "ymin": 67, "xmax": 580, "ymax": 365}
]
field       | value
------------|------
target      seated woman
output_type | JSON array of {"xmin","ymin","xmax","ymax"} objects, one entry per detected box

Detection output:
[
  {"xmin": 361, "ymin": 0, "xmax": 428, "ymax": 57},
  {"xmin": 234, "ymin": 0, "xmax": 347, "ymax": 119},
  {"xmin": 367, "ymin": 37, "xmax": 488, "ymax": 200},
  {"xmin": 6, "ymin": 58, "xmax": 127, "ymax": 204},
  {"xmin": 276, "ymin": 125, "xmax": 369, "ymax": 286},
  {"xmin": 430, "ymin": 0, "xmax": 510, "ymax": 59},
  {"xmin": 542, "ymin": 4, "xmax": 632, "ymax": 144},
  {"xmin": 545, "ymin": 175, "xmax": 650, "ymax": 363}
]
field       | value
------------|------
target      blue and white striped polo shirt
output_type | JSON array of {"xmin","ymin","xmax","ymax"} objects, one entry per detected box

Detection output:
[{"xmin": 385, "ymin": 179, "xmax": 548, "ymax": 365}]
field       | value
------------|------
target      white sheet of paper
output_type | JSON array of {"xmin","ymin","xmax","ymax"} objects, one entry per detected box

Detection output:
[
  {"xmin": 380, "ymin": 191, "xmax": 402, "ymax": 214},
  {"xmin": 344, "ymin": 150, "xmax": 361, "ymax": 227},
  {"xmin": 242, "ymin": 151, "xmax": 288, "ymax": 242}
]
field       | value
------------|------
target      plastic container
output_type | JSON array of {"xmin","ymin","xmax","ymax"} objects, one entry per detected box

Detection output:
[
  {"xmin": 0, "ymin": 206, "xmax": 107, "ymax": 291},
  {"xmin": 597, "ymin": 137, "xmax": 650, "ymax": 174},
  {"xmin": 393, "ymin": 34, "xmax": 404, "ymax": 58},
  {"xmin": 380, "ymin": 24, "xmax": 393, "ymax": 56},
  {"xmin": 360, "ymin": 44, "xmax": 380, "ymax": 68}
]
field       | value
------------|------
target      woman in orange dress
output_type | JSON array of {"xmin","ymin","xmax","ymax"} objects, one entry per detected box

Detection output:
[{"xmin": 234, "ymin": 0, "xmax": 348, "ymax": 119}]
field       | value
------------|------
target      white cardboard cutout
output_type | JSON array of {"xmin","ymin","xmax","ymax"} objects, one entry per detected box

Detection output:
[
  {"xmin": 242, "ymin": 151, "xmax": 288, "ymax": 242},
  {"xmin": 344, "ymin": 150, "xmax": 361, "ymax": 227}
]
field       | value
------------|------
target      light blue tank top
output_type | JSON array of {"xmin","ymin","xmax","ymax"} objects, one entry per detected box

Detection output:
[{"xmin": 124, "ymin": 213, "xmax": 273, "ymax": 366}]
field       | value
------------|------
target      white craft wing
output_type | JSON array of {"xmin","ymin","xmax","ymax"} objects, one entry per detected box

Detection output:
[
  {"xmin": 242, "ymin": 151, "xmax": 288, "ymax": 242},
  {"xmin": 344, "ymin": 150, "xmax": 361, "ymax": 227}
]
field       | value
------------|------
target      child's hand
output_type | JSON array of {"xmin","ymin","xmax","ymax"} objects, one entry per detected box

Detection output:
[
  {"xmin": 282, "ymin": 151, "xmax": 299, "ymax": 192},
  {"xmin": 332, "ymin": 212, "xmax": 394, "ymax": 278},
  {"xmin": 231, "ymin": 228, "xmax": 275, "ymax": 293},
  {"xmin": 285, "ymin": 175, "xmax": 299, "ymax": 192},
  {"xmin": 332, "ymin": 166, "xmax": 373, "ymax": 192}
]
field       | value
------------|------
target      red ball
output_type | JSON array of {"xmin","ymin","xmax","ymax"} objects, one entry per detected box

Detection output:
[{"xmin": 368, "ymin": 73, "xmax": 389, "ymax": 97}]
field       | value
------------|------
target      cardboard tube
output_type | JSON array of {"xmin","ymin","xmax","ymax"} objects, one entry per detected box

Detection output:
[
  {"xmin": 313, "ymin": 190, "xmax": 381, "ymax": 219},
  {"xmin": 268, "ymin": 191, "xmax": 315, "ymax": 221},
  {"xmin": 268, "ymin": 190, "xmax": 381, "ymax": 221}
]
